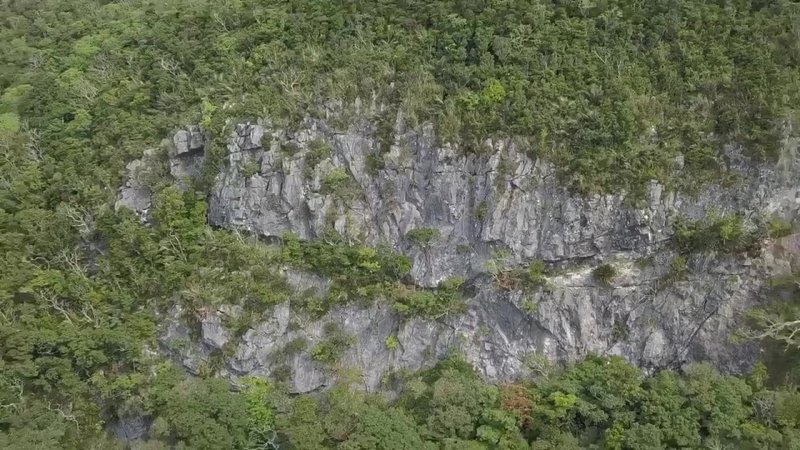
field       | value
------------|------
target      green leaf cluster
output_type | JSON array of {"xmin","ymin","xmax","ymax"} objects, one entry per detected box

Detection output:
[{"xmin": 674, "ymin": 213, "xmax": 765, "ymax": 255}]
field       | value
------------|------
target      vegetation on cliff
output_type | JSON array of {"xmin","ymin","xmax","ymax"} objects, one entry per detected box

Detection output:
[{"xmin": 2, "ymin": 0, "xmax": 800, "ymax": 448}]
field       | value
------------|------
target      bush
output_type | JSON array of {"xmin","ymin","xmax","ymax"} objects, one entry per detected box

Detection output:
[
  {"xmin": 474, "ymin": 201, "xmax": 488, "ymax": 221},
  {"xmin": 321, "ymin": 168, "xmax": 354, "ymax": 196},
  {"xmin": 365, "ymin": 152, "xmax": 385, "ymax": 175},
  {"xmin": 282, "ymin": 337, "xmax": 308, "ymax": 357},
  {"xmin": 489, "ymin": 257, "xmax": 549, "ymax": 292},
  {"xmin": 528, "ymin": 260, "xmax": 548, "ymax": 286},
  {"xmin": 612, "ymin": 322, "xmax": 630, "ymax": 341},
  {"xmin": 305, "ymin": 139, "xmax": 331, "ymax": 176},
  {"xmin": 281, "ymin": 141, "xmax": 301, "ymax": 156},
  {"xmin": 768, "ymin": 218, "xmax": 793, "ymax": 239},
  {"xmin": 280, "ymin": 233, "xmax": 413, "ymax": 310},
  {"xmin": 674, "ymin": 214, "xmax": 763, "ymax": 255},
  {"xmin": 593, "ymin": 264, "xmax": 617, "ymax": 285},
  {"xmin": 272, "ymin": 364, "xmax": 293, "ymax": 382},
  {"xmin": 521, "ymin": 297, "xmax": 538, "ymax": 314},
  {"xmin": 311, "ymin": 323, "xmax": 355, "ymax": 365},
  {"xmin": 668, "ymin": 255, "xmax": 688, "ymax": 281},
  {"xmin": 392, "ymin": 277, "xmax": 465, "ymax": 318},
  {"xmin": 241, "ymin": 160, "xmax": 260, "ymax": 178},
  {"xmin": 406, "ymin": 227, "xmax": 441, "ymax": 248}
]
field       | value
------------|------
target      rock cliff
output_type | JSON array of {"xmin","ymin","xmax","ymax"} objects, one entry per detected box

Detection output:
[{"xmin": 121, "ymin": 117, "xmax": 800, "ymax": 393}]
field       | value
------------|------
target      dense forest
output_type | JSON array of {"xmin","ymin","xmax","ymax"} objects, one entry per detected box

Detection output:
[{"xmin": 2, "ymin": 0, "xmax": 800, "ymax": 448}]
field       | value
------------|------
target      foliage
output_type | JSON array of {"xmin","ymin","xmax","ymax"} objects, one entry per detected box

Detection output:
[
  {"xmin": 674, "ymin": 213, "xmax": 765, "ymax": 254},
  {"xmin": 279, "ymin": 232, "xmax": 469, "ymax": 318},
  {"xmin": 474, "ymin": 201, "xmax": 488, "ymax": 221},
  {"xmin": 406, "ymin": 227, "xmax": 441, "ymax": 248},
  {"xmin": 363, "ymin": 354, "xmax": 800, "ymax": 449},
  {"xmin": 281, "ymin": 232, "xmax": 412, "ymax": 310},
  {"xmin": 522, "ymin": 297, "xmax": 539, "ymax": 315},
  {"xmin": 241, "ymin": 377, "xmax": 275, "ymax": 447},
  {"xmin": 241, "ymin": 160, "xmax": 260, "ymax": 178},
  {"xmin": 305, "ymin": 139, "xmax": 332, "ymax": 177},
  {"xmin": 276, "ymin": 395, "xmax": 327, "ymax": 449},
  {"xmin": 146, "ymin": 366, "xmax": 249, "ymax": 450},
  {"xmin": 392, "ymin": 277, "xmax": 465, "ymax": 318},
  {"xmin": 528, "ymin": 260, "xmax": 548, "ymax": 287},
  {"xmin": 281, "ymin": 337, "xmax": 309, "ymax": 357},
  {"xmin": 745, "ymin": 307, "xmax": 800, "ymax": 353},
  {"xmin": 487, "ymin": 253, "xmax": 551, "ymax": 292},
  {"xmin": 593, "ymin": 264, "xmax": 617, "ymax": 285},
  {"xmin": 662, "ymin": 254, "xmax": 689, "ymax": 284},
  {"xmin": 768, "ymin": 217, "xmax": 794, "ymax": 239},
  {"xmin": 311, "ymin": 323, "xmax": 355, "ymax": 366},
  {"xmin": 321, "ymin": 167, "xmax": 357, "ymax": 199},
  {"xmin": 1, "ymin": 0, "xmax": 800, "ymax": 447}
]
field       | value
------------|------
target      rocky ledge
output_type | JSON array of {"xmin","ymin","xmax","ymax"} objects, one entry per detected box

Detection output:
[{"xmin": 120, "ymin": 117, "xmax": 800, "ymax": 393}]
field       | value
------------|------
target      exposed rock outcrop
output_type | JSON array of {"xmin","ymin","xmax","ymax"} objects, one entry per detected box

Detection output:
[
  {"xmin": 170, "ymin": 125, "xmax": 206, "ymax": 180},
  {"xmin": 132, "ymin": 117, "xmax": 800, "ymax": 393}
]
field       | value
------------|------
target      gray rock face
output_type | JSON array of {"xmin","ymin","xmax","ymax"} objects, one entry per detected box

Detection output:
[
  {"xmin": 170, "ymin": 125, "xmax": 206, "ymax": 179},
  {"xmin": 115, "ymin": 158, "xmax": 152, "ymax": 214},
  {"xmin": 109, "ymin": 415, "xmax": 151, "ymax": 444},
  {"xmin": 154, "ymin": 118, "xmax": 800, "ymax": 393},
  {"xmin": 209, "ymin": 120, "xmax": 798, "ymax": 286},
  {"xmin": 172, "ymin": 125, "xmax": 206, "ymax": 156}
]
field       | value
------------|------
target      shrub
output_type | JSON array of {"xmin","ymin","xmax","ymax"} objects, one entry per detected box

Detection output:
[
  {"xmin": 521, "ymin": 297, "xmax": 538, "ymax": 314},
  {"xmin": 281, "ymin": 141, "xmax": 300, "ymax": 156},
  {"xmin": 406, "ymin": 227, "xmax": 441, "ymax": 248},
  {"xmin": 392, "ymin": 277, "xmax": 465, "ymax": 318},
  {"xmin": 366, "ymin": 152, "xmax": 385, "ymax": 175},
  {"xmin": 305, "ymin": 138, "xmax": 331, "ymax": 176},
  {"xmin": 482, "ymin": 78, "xmax": 506, "ymax": 103},
  {"xmin": 241, "ymin": 160, "xmax": 260, "ymax": 178},
  {"xmin": 0, "ymin": 112, "xmax": 20, "ymax": 132},
  {"xmin": 671, "ymin": 255, "xmax": 687, "ymax": 277},
  {"xmin": 281, "ymin": 233, "xmax": 412, "ymax": 304},
  {"xmin": 311, "ymin": 323, "xmax": 355, "ymax": 365},
  {"xmin": 528, "ymin": 260, "xmax": 547, "ymax": 286},
  {"xmin": 282, "ymin": 337, "xmax": 308, "ymax": 356},
  {"xmin": 674, "ymin": 214, "xmax": 763, "ymax": 255},
  {"xmin": 474, "ymin": 201, "xmax": 488, "ymax": 221},
  {"xmin": 272, "ymin": 365, "xmax": 292, "ymax": 382},
  {"xmin": 321, "ymin": 168, "xmax": 359, "ymax": 200},
  {"xmin": 593, "ymin": 264, "xmax": 617, "ymax": 285},
  {"xmin": 489, "ymin": 257, "xmax": 549, "ymax": 292},
  {"xmin": 768, "ymin": 218, "xmax": 793, "ymax": 239},
  {"xmin": 612, "ymin": 322, "xmax": 629, "ymax": 341},
  {"xmin": 456, "ymin": 244, "xmax": 472, "ymax": 255}
]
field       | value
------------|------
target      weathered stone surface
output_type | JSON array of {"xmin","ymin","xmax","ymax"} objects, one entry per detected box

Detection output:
[
  {"xmin": 209, "ymin": 120, "xmax": 797, "ymax": 287},
  {"xmin": 161, "ymin": 250, "xmax": 773, "ymax": 393},
  {"xmin": 199, "ymin": 305, "xmax": 240, "ymax": 350},
  {"xmin": 170, "ymin": 125, "xmax": 206, "ymax": 180},
  {"xmin": 172, "ymin": 125, "xmax": 205, "ymax": 156},
  {"xmin": 153, "ymin": 118, "xmax": 800, "ymax": 393},
  {"xmin": 115, "ymin": 158, "xmax": 152, "ymax": 214},
  {"xmin": 109, "ymin": 415, "xmax": 151, "ymax": 444}
]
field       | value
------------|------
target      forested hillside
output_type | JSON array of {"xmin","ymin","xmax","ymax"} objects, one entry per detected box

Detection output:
[{"xmin": 2, "ymin": 0, "xmax": 800, "ymax": 448}]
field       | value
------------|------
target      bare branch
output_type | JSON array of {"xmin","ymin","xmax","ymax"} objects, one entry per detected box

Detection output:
[
  {"xmin": 46, "ymin": 401, "xmax": 80, "ymax": 430},
  {"xmin": 37, "ymin": 289, "xmax": 73, "ymax": 325},
  {"xmin": 159, "ymin": 56, "xmax": 182, "ymax": 77},
  {"xmin": 742, "ymin": 313, "xmax": 800, "ymax": 349}
]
